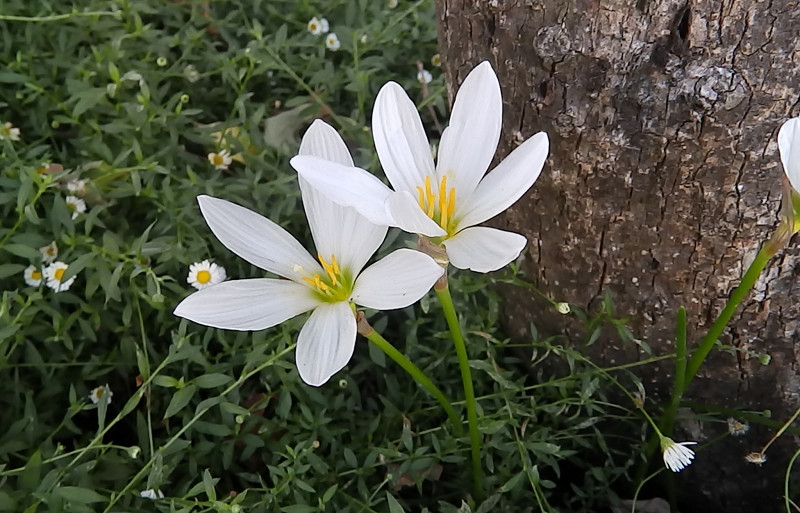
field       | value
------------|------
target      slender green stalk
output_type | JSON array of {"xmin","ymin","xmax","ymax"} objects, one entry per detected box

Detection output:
[
  {"xmin": 435, "ymin": 284, "xmax": 483, "ymax": 497},
  {"xmin": 357, "ymin": 315, "xmax": 463, "ymax": 436}
]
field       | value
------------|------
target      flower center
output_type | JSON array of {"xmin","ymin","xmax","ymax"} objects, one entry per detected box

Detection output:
[
  {"xmin": 301, "ymin": 253, "xmax": 352, "ymax": 302},
  {"xmin": 32, "ymin": 270, "xmax": 41, "ymax": 280},
  {"xmin": 54, "ymin": 268, "xmax": 65, "ymax": 281},
  {"xmin": 212, "ymin": 154, "xmax": 224, "ymax": 166},
  {"xmin": 197, "ymin": 270, "xmax": 212, "ymax": 284},
  {"xmin": 67, "ymin": 202, "xmax": 76, "ymax": 212},
  {"xmin": 416, "ymin": 175, "xmax": 457, "ymax": 235},
  {"xmin": 94, "ymin": 388, "xmax": 105, "ymax": 399}
]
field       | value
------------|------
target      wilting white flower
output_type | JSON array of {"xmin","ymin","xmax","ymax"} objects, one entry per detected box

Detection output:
[
  {"xmin": 88, "ymin": 384, "xmax": 113, "ymax": 405},
  {"xmin": 174, "ymin": 121, "xmax": 443, "ymax": 386},
  {"xmin": 65, "ymin": 195, "xmax": 86, "ymax": 220},
  {"xmin": 208, "ymin": 150, "xmax": 232, "ymax": 170},
  {"xmin": 745, "ymin": 451, "xmax": 767, "ymax": 466},
  {"xmin": 0, "ymin": 122, "xmax": 20, "ymax": 141},
  {"xmin": 40, "ymin": 241, "xmax": 58, "ymax": 263},
  {"xmin": 325, "ymin": 33, "xmax": 341, "ymax": 51},
  {"xmin": 66, "ymin": 179, "xmax": 88, "ymax": 195},
  {"xmin": 660, "ymin": 437, "xmax": 696, "ymax": 472},
  {"xmin": 727, "ymin": 417, "xmax": 749, "ymax": 436},
  {"xmin": 187, "ymin": 260, "xmax": 227, "ymax": 290},
  {"xmin": 23, "ymin": 265, "xmax": 43, "ymax": 286},
  {"xmin": 307, "ymin": 17, "xmax": 329, "ymax": 36},
  {"xmin": 184, "ymin": 64, "xmax": 200, "ymax": 83},
  {"xmin": 140, "ymin": 488, "xmax": 165, "ymax": 499},
  {"xmin": 417, "ymin": 69, "xmax": 433, "ymax": 84},
  {"xmin": 291, "ymin": 61, "xmax": 549, "ymax": 273},
  {"xmin": 44, "ymin": 261, "xmax": 76, "ymax": 292},
  {"xmin": 779, "ymin": 117, "xmax": 800, "ymax": 194}
]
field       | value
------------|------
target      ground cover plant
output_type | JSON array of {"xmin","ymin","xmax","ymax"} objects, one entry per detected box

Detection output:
[{"xmin": 5, "ymin": 2, "xmax": 800, "ymax": 513}]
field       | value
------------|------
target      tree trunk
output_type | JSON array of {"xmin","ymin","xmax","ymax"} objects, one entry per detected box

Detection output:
[{"xmin": 435, "ymin": 0, "xmax": 800, "ymax": 510}]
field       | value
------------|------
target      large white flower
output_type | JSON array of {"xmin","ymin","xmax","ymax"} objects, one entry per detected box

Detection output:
[
  {"xmin": 779, "ymin": 117, "xmax": 800, "ymax": 194},
  {"xmin": 174, "ymin": 120, "xmax": 443, "ymax": 386},
  {"xmin": 290, "ymin": 61, "xmax": 549, "ymax": 273}
]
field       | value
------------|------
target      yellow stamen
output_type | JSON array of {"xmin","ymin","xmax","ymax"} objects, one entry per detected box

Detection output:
[
  {"xmin": 197, "ymin": 270, "xmax": 211, "ymax": 283},
  {"xmin": 415, "ymin": 174, "xmax": 458, "ymax": 234},
  {"xmin": 54, "ymin": 268, "xmax": 65, "ymax": 281},
  {"xmin": 32, "ymin": 270, "xmax": 41, "ymax": 280},
  {"xmin": 318, "ymin": 253, "xmax": 339, "ymax": 286}
]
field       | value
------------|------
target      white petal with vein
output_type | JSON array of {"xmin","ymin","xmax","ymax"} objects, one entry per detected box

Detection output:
[
  {"xmin": 295, "ymin": 302, "xmax": 357, "ymax": 386},
  {"xmin": 443, "ymin": 226, "xmax": 527, "ymax": 273},
  {"xmin": 351, "ymin": 249, "xmax": 443, "ymax": 309}
]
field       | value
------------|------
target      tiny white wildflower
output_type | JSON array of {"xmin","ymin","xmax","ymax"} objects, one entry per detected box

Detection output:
[
  {"xmin": 208, "ymin": 150, "xmax": 232, "ymax": 170},
  {"xmin": 89, "ymin": 384, "xmax": 113, "ymax": 405},
  {"xmin": 40, "ymin": 241, "xmax": 58, "ymax": 263},
  {"xmin": 325, "ymin": 33, "xmax": 341, "ymax": 51},
  {"xmin": 66, "ymin": 179, "xmax": 88, "ymax": 195},
  {"xmin": 44, "ymin": 261, "xmax": 76, "ymax": 292},
  {"xmin": 660, "ymin": 437, "xmax": 696, "ymax": 472},
  {"xmin": 319, "ymin": 18, "xmax": 330, "ymax": 34},
  {"xmin": 417, "ymin": 69, "xmax": 433, "ymax": 84},
  {"xmin": 727, "ymin": 417, "xmax": 750, "ymax": 436},
  {"xmin": 745, "ymin": 452, "xmax": 767, "ymax": 466},
  {"xmin": 0, "ymin": 122, "xmax": 20, "ymax": 141},
  {"xmin": 65, "ymin": 195, "xmax": 86, "ymax": 220},
  {"xmin": 140, "ymin": 489, "xmax": 165, "ymax": 500},
  {"xmin": 307, "ymin": 17, "xmax": 324, "ymax": 36},
  {"xmin": 431, "ymin": 53, "xmax": 441, "ymax": 67},
  {"xmin": 23, "ymin": 265, "xmax": 43, "ymax": 287},
  {"xmin": 187, "ymin": 259, "xmax": 226, "ymax": 290},
  {"xmin": 184, "ymin": 64, "xmax": 199, "ymax": 83}
]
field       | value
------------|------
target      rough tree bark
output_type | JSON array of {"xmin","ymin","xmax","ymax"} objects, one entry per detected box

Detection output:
[{"xmin": 435, "ymin": 0, "xmax": 800, "ymax": 511}]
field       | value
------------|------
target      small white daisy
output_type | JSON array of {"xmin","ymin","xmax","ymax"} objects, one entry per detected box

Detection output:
[
  {"xmin": 307, "ymin": 17, "xmax": 328, "ymax": 36},
  {"xmin": 661, "ymin": 437, "xmax": 696, "ymax": 472},
  {"xmin": 65, "ymin": 195, "xmax": 86, "ymax": 220},
  {"xmin": 44, "ymin": 261, "xmax": 77, "ymax": 292},
  {"xmin": 325, "ymin": 33, "xmax": 341, "ymax": 51},
  {"xmin": 207, "ymin": 150, "xmax": 232, "ymax": 170},
  {"xmin": 89, "ymin": 384, "xmax": 113, "ymax": 405},
  {"xmin": 140, "ymin": 489, "xmax": 165, "ymax": 500},
  {"xmin": 40, "ymin": 241, "xmax": 58, "ymax": 263},
  {"xmin": 66, "ymin": 179, "xmax": 88, "ymax": 195},
  {"xmin": 417, "ymin": 69, "xmax": 433, "ymax": 84},
  {"xmin": 187, "ymin": 260, "xmax": 226, "ymax": 290},
  {"xmin": 431, "ymin": 53, "xmax": 441, "ymax": 67},
  {"xmin": 0, "ymin": 121, "xmax": 20, "ymax": 141},
  {"xmin": 23, "ymin": 265, "xmax": 43, "ymax": 286}
]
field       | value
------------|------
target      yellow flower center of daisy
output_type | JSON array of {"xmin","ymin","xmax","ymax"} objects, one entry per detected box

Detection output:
[
  {"xmin": 416, "ymin": 175, "xmax": 457, "ymax": 236},
  {"xmin": 54, "ymin": 268, "xmax": 65, "ymax": 281},
  {"xmin": 212, "ymin": 154, "xmax": 224, "ymax": 166},
  {"xmin": 301, "ymin": 254, "xmax": 352, "ymax": 302},
  {"xmin": 67, "ymin": 202, "xmax": 76, "ymax": 212},
  {"xmin": 196, "ymin": 270, "xmax": 212, "ymax": 284},
  {"xmin": 32, "ymin": 270, "xmax": 42, "ymax": 280},
  {"xmin": 94, "ymin": 388, "xmax": 104, "ymax": 399},
  {"xmin": 309, "ymin": 22, "xmax": 318, "ymax": 30}
]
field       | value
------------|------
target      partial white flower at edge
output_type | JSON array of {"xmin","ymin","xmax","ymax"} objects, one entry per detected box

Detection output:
[
  {"xmin": 66, "ymin": 195, "xmax": 86, "ymax": 220},
  {"xmin": 140, "ymin": 489, "xmax": 165, "ymax": 500},
  {"xmin": 660, "ymin": 437, "xmax": 696, "ymax": 472},
  {"xmin": 779, "ymin": 117, "xmax": 800, "ymax": 194},
  {"xmin": 174, "ymin": 120, "xmax": 444, "ymax": 387},
  {"xmin": 291, "ymin": 60, "xmax": 550, "ymax": 273}
]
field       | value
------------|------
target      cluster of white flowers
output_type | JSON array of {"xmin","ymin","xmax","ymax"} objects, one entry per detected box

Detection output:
[
  {"xmin": 24, "ymin": 258, "xmax": 79, "ymax": 293},
  {"xmin": 306, "ymin": 16, "xmax": 340, "ymax": 51}
]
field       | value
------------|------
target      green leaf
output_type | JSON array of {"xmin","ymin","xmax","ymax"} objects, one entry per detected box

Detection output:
[
  {"xmin": 20, "ymin": 450, "xmax": 42, "ymax": 491},
  {"xmin": 193, "ymin": 373, "xmax": 233, "ymax": 389},
  {"xmin": 54, "ymin": 486, "xmax": 106, "ymax": 504},
  {"xmin": 386, "ymin": 492, "xmax": 404, "ymax": 513},
  {"xmin": 202, "ymin": 469, "xmax": 216, "ymax": 502},
  {"xmin": 164, "ymin": 384, "xmax": 197, "ymax": 418}
]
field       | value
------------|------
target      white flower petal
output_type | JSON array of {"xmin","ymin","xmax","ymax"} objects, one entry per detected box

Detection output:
[
  {"xmin": 458, "ymin": 132, "xmax": 549, "ymax": 228},
  {"xmin": 663, "ymin": 441, "xmax": 696, "ymax": 472},
  {"xmin": 197, "ymin": 195, "xmax": 321, "ymax": 279},
  {"xmin": 443, "ymin": 226, "xmax": 527, "ymax": 273},
  {"xmin": 373, "ymin": 81, "xmax": 435, "ymax": 193},
  {"xmin": 351, "ymin": 249, "xmax": 443, "ymax": 309},
  {"xmin": 435, "ymin": 61, "xmax": 502, "ymax": 196},
  {"xmin": 295, "ymin": 302, "xmax": 357, "ymax": 386},
  {"xmin": 297, "ymin": 122, "xmax": 387, "ymax": 273},
  {"xmin": 386, "ymin": 190, "xmax": 447, "ymax": 237},
  {"xmin": 290, "ymin": 155, "xmax": 396, "ymax": 226},
  {"xmin": 299, "ymin": 120, "xmax": 354, "ymax": 167},
  {"xmin": 779, "ymin": 117, "xmax": 800, "ymax": 194},
  {"xmin": 174, "ymin": 279, "xmax": 318, "ymax": 331}
]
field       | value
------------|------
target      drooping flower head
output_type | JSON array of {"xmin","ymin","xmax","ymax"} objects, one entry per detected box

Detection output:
[
  {"xmin": 174, "ymin": 120, "xmax": 443, "ymax": 386},
  {"xmin": 660, "ymin": 437, "xmax": 696, "ymax": 472},
  {"xmin": 291, "ymin": 61, "xmax": 549, "ymax": 273}
]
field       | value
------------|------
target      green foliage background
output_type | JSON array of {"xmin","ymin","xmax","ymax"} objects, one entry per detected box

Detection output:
[{"xmin": 0, "ymin": 1, "xmax": 646, "ymax": 512}]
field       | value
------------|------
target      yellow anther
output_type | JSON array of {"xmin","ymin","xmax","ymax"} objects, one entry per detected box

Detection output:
[{"xmin": 317, "ymin": 254, "xmax": 340, "ymax": 286}]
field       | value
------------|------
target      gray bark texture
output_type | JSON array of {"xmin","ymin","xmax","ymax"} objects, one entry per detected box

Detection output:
[{"xmin": 435, "ymin": 0, "xmax": 800, "ymax": 510}]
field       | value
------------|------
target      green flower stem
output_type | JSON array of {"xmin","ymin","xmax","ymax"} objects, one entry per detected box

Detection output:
[
  {"xmin": 357, "ymin": 314, "xmax": 463, "ymax": 436},
  {"xmin": 435, "ymin": 283, "xmax": 483, "ymax": 497}
]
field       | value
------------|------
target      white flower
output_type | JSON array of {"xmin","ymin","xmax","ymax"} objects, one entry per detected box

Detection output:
[
  {"xmin": 307, "ymin": 17, "xmax": 329, "ymax": 36},
  {"xmin": 779, "ymin": 117, "xmax": 800, "ymax": 194},
  {"xmin": 44, "ymin": 261, "xmax": 76, "ymax": 292},
  {"xmin": 388, "ymin": 0, "xmax": 399, "ymax": 8},
  {"xmin": 140, "ymin": 489, "xmax": 165, "ymax": 499},
  {"xmin": 660, "ymin": 437, "xmax": 696, "ymax": 472},
  {"xmin": 431, "ymin": 54, "xmax": 441, "ymax": 67},
  {"xmin": 40, "ymin": 241, "xmax": 58, "ymax": 263},
  {"xmin": 325, "ymin": 33, "xmax": 341, "ymax": 51},
  {"xmin": 0, "ymin": 122, "xmax": 20, "ymax": 141},
  {"xmin": 89, "ymin": 384, "xmax": 113, "ymax": 405},
  {"xmin": 66, "ymin": 179, "xmax": 88, "ymax": 195},
  {"xmin": 417, "ymin": 69, "xmax": 433, "ymax": 84},
  {"xmin": 174, "ymin": 120, "xmax": 444, "ymax": 386},
  {"xmin": 208, "ymin": 150, "xmax": 232, "ymax": 170},
  {"xmin": 23, "ymin": 265, "xmax": 43, "ymax": 286},
  {"xmin": 291, "ymin": 61, "xmax": 550, "ymax": 273},
  {"xmin": 65, "ymin": 195, "xmax": 86, "ymax": 220},
  {"xmin": 184, "ymin": 64, "xmax": 200, "ymax": 83},
  {"xmin": 187, "ymin": 260, "xmax": 227, "ymax": 290},
  {"xmin": 745, "ymin": 452, "xmax": 767, "ymax": 466}
]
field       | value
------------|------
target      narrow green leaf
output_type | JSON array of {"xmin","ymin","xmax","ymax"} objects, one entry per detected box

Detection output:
[{"xmin": 164, "ymin": 384, "xmax": 197, "ymax": 418}]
